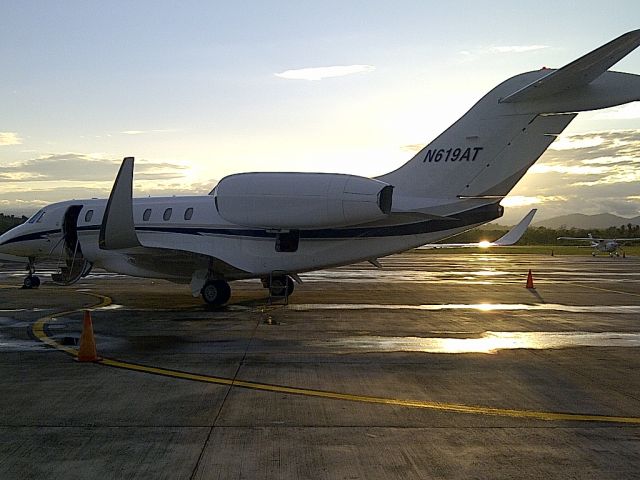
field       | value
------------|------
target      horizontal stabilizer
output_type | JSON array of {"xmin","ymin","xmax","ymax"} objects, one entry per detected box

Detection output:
[
  {"xmin": 501, "ymin": 29, "xmax": 640, "ymax": 103},
  {"xmin": 99, "ymin": 157, "xmax": 141, "ymax": 250}
]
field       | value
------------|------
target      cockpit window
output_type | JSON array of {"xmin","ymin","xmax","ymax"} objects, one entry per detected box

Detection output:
[
  {"xmin": 27, "ymin": 209, "xmax": 44, "ymax": 224},
  {"xmin": 35, "ymin": 211, "xmax": 46, "ymax": 223},
  {"xmin": 84, "ymin": 210, "xmax": 94, "ymax": 222}
]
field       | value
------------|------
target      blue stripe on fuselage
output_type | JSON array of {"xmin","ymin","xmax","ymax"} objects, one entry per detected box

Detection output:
[{"xmin": 1, "ymin": 204, "xmax": 501, "ymax": 245}]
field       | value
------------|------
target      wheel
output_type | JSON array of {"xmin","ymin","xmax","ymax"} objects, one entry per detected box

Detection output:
[
  {"xmin": 270, "ymin": 276, "xmax": 295, "ymax": 297},
  {"xmin": 31, "ymin": 276, "xmax": 41, "ymax": 288},
  {"xmin": 201, "ymin": 280, "xmax": 231, "ymax": 306},
  {"xmin": 23, "ymin": 276, "xmax": 34, "ymax": 289}
]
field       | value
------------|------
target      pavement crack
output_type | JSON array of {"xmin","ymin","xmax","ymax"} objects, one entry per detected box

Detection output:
[{"xmin": 188, "ymin": 305, "xmax": 264, "ymax": 479}]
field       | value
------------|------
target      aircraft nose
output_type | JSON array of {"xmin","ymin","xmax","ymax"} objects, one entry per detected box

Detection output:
[{"xmin": 0, "ymin": 228, "xmax": 23, "ymax": 256}]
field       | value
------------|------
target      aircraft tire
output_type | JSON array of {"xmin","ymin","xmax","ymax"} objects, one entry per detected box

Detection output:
[
  {"xmin": 201, "ymin": 280, "xmax": 231, "ymax": 306},
  {"xmin": 270, "ymin": 276, "xmax": 295, "ymax": 297},
  {"xmin": 23, "ymin": 275, "xmax": 40, "ymax": 289}
]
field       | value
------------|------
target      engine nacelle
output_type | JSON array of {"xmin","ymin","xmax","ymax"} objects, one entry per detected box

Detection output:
[{"xmin": 213, "ymin": 172, "xmax": 393, "ymax": 229}]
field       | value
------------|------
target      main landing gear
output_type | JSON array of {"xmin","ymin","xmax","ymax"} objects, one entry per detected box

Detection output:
[
  {"xmin": 201, "ymin": 279, "xmax": 231, "ymax": 307},
  {"xmin": 268, "ymin": 275, "xmax": 295, "ymax": 297},
  {"xmin": 262, "ymin": 274, "xmax": 295, "ymax": 304},
  {"xmin": 22, "ymin": 257, "xmax": 40, "ymax": 289}
]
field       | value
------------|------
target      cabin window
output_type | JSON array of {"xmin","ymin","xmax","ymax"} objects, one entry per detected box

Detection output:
[
  {"xmin": 84, "ymin": 209, "xmax": 94, "ymax": 222},
  {"xmin": 163, "ymin": 208, "xmax": 173, "ymax": 221},
  {"xmin": 184, "ymin": 207, "xmax": 193, "ymax": 220},
  {"xmin": 143, "ymin": 208, "xmax": 152, "ymax": 221}
]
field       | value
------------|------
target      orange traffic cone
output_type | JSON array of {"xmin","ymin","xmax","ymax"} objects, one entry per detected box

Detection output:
[
  {"xmin": 525, "ymin": 269, "xmax": 535, "ymax": 289},
  {"xmin": 76, "ymin": 310, "xmax": 101, "ymax": 362}
]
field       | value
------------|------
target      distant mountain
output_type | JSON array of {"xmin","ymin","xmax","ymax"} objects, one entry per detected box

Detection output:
[{"xmin": 533, "ymin": 213, "xmax": 640, "ymax": 229}]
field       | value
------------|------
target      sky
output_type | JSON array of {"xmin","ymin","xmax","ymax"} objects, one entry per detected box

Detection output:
[{"xmin": 1, "ymin": 1, "xmax": 639, "ymax": 223}]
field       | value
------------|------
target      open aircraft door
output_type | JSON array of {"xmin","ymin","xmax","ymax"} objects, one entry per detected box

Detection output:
[{"xmin": 51, "ymin": 205, "xmax": 92, "ymax": 285}]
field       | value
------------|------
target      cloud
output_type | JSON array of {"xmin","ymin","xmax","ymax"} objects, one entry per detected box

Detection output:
[
  {"xmin": 275, "ymin": 65, "xmax": 375, "ymax": 81},
  {"xmin": 120, "ymin": 129, "xmax": 176, "ymax": 135},
  {"xmin": 459, "ymin": 45, "xmax": 549, "ymax": 56},
  {"xmin": 0, "ymin": 154, "xmax": 188, "ymax": 182},
  {"xmin": 549, "ymin": 135, "xmax": 605, "ymax": 151},
  {"xmin": 501, "ymin": 195, "xmax": 567, "ymax": 208},
  {"xmin": 529, "ymin": 164, "xmax": 609, "ymax": 175},
  {"xmin": 594, "ymin": 103, "xmax": 640, "ymax": 120},
  {"xmin": 0, "ymin": 152, "xmax": 220, "ymax": 214},
  {"xmin": 502, "ymin": 129, "xmax": 640, "ymax": 222},
  {"xmin": 488, "ymin": 45, "xmax": 549, "ymax": 54},
  {"xmin": 0, "ymin": 132, "xmax": 22, "ymax": 146},
  {"xmin": 401, "ymin": 144, "xmax": 426, "ymax": 152}
]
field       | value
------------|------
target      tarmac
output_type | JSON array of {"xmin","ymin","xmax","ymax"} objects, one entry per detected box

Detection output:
[{"xmin": 1, "ymin": 252, "xmax": 639, "ymax": 479}]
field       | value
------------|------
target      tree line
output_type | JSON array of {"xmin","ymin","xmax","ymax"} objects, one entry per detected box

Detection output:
[
  {"xmin": 442, "ymin": 224, "xmax": 640, "ymax": 245},
  {"xmin": 0, "ymin": 213, "xmax": 27, "ymax": 235}
]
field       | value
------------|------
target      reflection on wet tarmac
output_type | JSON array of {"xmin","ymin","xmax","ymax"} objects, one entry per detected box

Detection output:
[
  {"xmin": 0, "ymin": 334, "xmax": 49, "ymax": 351},
  {"xmin": 319, "ymin": 331, "xmax": 640, "ymax": 354},
  {"xmin": 95, "ymin": 304, "xmax": 124, "ymax": 310},
  {"xmin": 289, "ymin": 303, "xmax": 640, "ymax": 313}
]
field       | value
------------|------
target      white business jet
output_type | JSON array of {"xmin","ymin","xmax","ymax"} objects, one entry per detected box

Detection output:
[
  {"xmin": 557, "ymin": 233, "xmax": 640, "ymax": 257},
  {"xmin": 1, "ymin": 30, "xmax": 639, "ymax": 305}
]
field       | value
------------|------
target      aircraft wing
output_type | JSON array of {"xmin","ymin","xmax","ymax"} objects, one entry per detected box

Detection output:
[
  {"xmin": 0, "ymin": 253, "xmax": 28, "ymax": 264},
  {"xmin": 99, "ymin": 157, "xmax": 141, "ymax": 250},
  {"xmin": 500, "ymin": 29, "xmax": 640, "ymax": 103},
  {"xmin": 492, "ymin": 209, "xmax": 537, "ymax": 246},
  {"xmin": 422, "ymin": 208, "xmax": 536, "ymax": 249},
  {"xmin": 100, "ymin": 157, "xmax": 248, "ymax": 281}
]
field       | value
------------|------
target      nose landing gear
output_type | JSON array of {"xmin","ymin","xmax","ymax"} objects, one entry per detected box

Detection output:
[{"xmin": 22, "ymin": 257, "xmax": 40, "ymax": 289}]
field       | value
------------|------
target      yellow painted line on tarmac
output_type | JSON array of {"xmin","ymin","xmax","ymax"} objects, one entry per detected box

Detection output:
[
  {"xmin": 30, "ymin": 291, "xmax": 640, "ymax": 425},
  {"xmin": 32, "ymin": 291, "xmax": 112, "ymax": 355}
]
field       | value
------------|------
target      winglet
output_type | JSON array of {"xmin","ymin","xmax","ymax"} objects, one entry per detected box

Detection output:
[
  {"xmin": 500, "ymin": 29, "xmax": 640, "ymax": 103},
  {"xmin": 99, "ymin": 157, "xmax": 141, "ymax": 250},
  {"xmin": 493, "ymin": 209, "xmax": 537, "ymax": 246}
]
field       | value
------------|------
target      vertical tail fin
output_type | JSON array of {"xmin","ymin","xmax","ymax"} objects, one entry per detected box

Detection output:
[{"xmin": 378, "ymin": 31, "xmax": 640, "ymax": 211}]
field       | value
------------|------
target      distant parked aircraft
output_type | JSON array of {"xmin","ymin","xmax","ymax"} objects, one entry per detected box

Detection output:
[{"xmin": 557, "ymin": 233, "xmax": 640, "ymax": 257}]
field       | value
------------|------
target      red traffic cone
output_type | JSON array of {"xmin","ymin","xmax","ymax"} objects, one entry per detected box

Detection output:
[
  {"xmin": 76, "ymin": 310, "xmax": 101, "ymax": 362},
  {"xmin": 525, "ymin": 269, "xmax": 535, "ymax": 289}
]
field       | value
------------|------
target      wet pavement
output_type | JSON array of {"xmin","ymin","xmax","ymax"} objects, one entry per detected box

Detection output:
[{"xmin": 1, "ymin": 253, "xmax": 640, "ymax": 479}]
